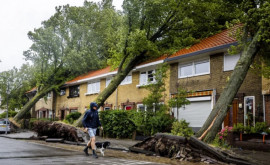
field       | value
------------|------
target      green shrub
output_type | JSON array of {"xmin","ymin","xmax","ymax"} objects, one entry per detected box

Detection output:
[
  {"xmin": 233, "ymin": 123, "xmax": 244, "ymax": 133},
  {"xmin": 171, "ymin": 120, "xmax": 194, "ymax": 137},
  {"xmin": 254, "ymin": 122, "xmax": 268, "ymax": 133},
  {"xmin": 128, "ymin": 109, "xmax": 174, "ymax": 136},
  {"xmin": 64, "ymin": 112, "xmax": 81, "ymax": 124},
  {"xmin": 100, "ymin": 110, "xmax": 136, "ymax": 138},
  {"xmin": 0, "ymin": 110, "xmax": 18, "ymax": 118}
]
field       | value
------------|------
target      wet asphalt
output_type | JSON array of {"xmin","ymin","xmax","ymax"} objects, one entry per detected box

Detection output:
[{"xmin": 0, "ymin": 137, "xmax": 164, "ymax": 165}]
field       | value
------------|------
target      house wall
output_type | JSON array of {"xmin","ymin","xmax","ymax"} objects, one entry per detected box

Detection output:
[
  {"xmin": 55, "ymin": 70, "xmax": 171, "ymax": 119},
  {"xmin": 169, "ymin": 53, "xmax": 262, "ymax": 124}
]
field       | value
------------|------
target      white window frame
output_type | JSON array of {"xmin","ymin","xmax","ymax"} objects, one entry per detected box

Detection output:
[
  {"xmin": 106, "ymin": 77, "xmax": 112, "ymax": 87},
  {"xmin": 137, "ymin": 104, "xmax": 147, "ymax": 112},
  {"xmin": 139, "ymin": 69, "xmax": 156, "ymax": 86},
  {"xmin": 224, "ymin": 53, "xmax": 241, "ymax": 71},
  {"xmin": 120, "ymin": 74, "xmax": 132, "ymax": 85},
  {"xmin": 244, "ymin": 96, "xmax": 255, "ymax": 126},
  {"xmin": 178, "ymin": 59, "xmax": 210, "ymax": 78},
  {"xmin": 86, "ymin": 80, "xmax": 100, "ymax": 95},
  {"xmin": 47, "ymin": 92, "xmax": 52, "ymax": 98}
]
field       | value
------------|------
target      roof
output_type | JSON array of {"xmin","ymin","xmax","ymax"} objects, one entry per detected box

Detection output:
[
  {"xmin": 66, "ymin": 66, "xmax": 117, "ymax": 85},
  {"xmin": 26, "ymin": 87, "xmax": 37, "ymax": 94},
  {"xmin": 166, "ymin": 28, "xmax": 238, "ymax": 62},
  {"xmin": 67, "ymin": 55, "xmax": 167, "ymax": 85}
]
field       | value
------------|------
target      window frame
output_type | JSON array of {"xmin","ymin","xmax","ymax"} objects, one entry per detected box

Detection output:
[
  {"xmin": 139, "ymin": 69, "xmax": 156, "ymax": 86},
  {"xmin": 106, "ymin": 77, "xmax": 112, "ymax": 87},
  {"xmin": 224, "ymin": 53, "xmax": 241, "ymax": 71},
  {"xmin": 86, "ymin": 80, "xmax": 100, "ymax": 95},
  {"xmin": 178, "ymin": 59, "xmax": 210, "ymax": 78},
  {"xmin": 68, "ymin": 85, "xmax": 80, "ymax": 98},
  {"xmin": 120, "ymin": 74, "xmax": 132, "ymax": 85}
]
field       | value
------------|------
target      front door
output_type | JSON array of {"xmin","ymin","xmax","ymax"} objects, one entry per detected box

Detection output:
[
  {"xmin": 224, "ymin": 99, "xmax": 238, "ymax": 127},
  {"xmin": 61, "ymin": 110, "xmax": 65, "ymax": 120}
]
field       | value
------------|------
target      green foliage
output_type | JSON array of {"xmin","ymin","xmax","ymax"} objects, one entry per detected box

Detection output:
[
  {"xmin": 64, "ymin": 112, "xmax": 81, "ymax": 124},
  {"xmin": 0, "ymin": 64, "xmax": 35, "ymax": 112},
  {"xmin": 232, "ymin": 123, "xmax": 245, "ymax": 133},
  {"xmin": 143, "ymin": 63, "xmax": 168, "ymax": 111},
  {"xmin": 168, "ymin": 87, "xmax": 190, "ymax": 109},
  {"xmin": 233, "ymin": 122, "xmax": 269, "ymax": 134},
  {"xmin": 128, "ymin": 109, "xmax": 175, "ymax": 136},
  {"xmin": 0, "ymin": 111, "xmax": 18, "ymax": 119},
  {"xmin": 254, "ymin": 122, "xmax": 268, "ymax": 133},
  {"xmin": 212, "ymin": 126, "xmax": 233, "ymax": 149},
  {"xmin": 100, "ymin": 110, "xmax": 136, "ymax": 138},
  {"xmin": 171, "ymin": 120, "xmax": 194, "ymax": 138}
]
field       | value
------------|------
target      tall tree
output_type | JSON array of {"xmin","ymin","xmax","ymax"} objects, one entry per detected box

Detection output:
[
  {"xmin": 196, "ymin": 0, "xmax": 270, "ymax": 142},
  {"xmin": 0, "ymin": 64, "xmax": 35, "ymax": 112},
  {"xmin": 14, "ymin": 2, "xmax": 122, "ymax": 121},
  {"xmin": 74, "ymin": 0, "xmax": 240, "ymax": 126}
]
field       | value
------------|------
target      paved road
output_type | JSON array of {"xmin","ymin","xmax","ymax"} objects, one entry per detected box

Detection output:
[{"xmin": 0, "ymin": 137, "xmax": 164, "ymax": 165}]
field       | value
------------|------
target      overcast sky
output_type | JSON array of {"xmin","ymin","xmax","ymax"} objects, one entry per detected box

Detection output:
[{"xmin": 0, "ymin": 0, "xmax": 123, "ymax": 72}]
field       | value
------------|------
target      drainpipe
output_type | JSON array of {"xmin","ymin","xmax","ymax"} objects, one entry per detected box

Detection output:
[
  {"xmin": 115, "ymin": 87, "xmax": 118, "ymax": 110},
  {"xmin": 263, "ymin": 94, "xmax": 266, "ymax": 122}
]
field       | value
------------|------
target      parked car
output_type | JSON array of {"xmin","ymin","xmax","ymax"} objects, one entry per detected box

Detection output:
[{"xmin": 0, "ymin": 119, "xmax": 10, "ymax": 133}]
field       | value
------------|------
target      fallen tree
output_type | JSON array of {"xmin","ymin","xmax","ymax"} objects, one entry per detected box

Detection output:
[
  {"xmin": 130, "ymin": 133, "xmax": 257, "ymax": 165},
  {"xmin": 31, "ymin": 120, "xmax": 85, "ymax": 142}
]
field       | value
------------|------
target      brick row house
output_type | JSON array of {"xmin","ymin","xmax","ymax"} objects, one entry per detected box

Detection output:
[{"xmin": 27, "ymin": 28, "xmax": 269, "ymax": 131}]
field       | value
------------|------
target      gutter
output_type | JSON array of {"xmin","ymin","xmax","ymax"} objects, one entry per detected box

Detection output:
[{"xmin": 165, "ymin": 42, "xmax": 238, "ymax": 62}]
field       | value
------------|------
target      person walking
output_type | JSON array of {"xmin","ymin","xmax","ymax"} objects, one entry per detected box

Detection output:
[{"xmin": 82, "ymin": 102, "xmax": 102, "ymax": 158}]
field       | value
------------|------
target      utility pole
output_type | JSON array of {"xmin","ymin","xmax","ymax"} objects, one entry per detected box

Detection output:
[{"xmin": 5, "ymin": 81, "xmax": 9, "ymax": 134}]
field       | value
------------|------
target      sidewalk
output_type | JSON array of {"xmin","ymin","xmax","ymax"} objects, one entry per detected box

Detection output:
[{"xmin": 0, "ymin": 130, "xmax": 139, "ymax": 151}]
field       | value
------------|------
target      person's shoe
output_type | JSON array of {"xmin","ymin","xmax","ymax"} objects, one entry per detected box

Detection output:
[
  {"xmin": 92, "ymin": 150, "xmax": 98, "ymax": 158},
  {"xmin": 83, "ymin": 146, "xmax": 89, "ymax": 156}
]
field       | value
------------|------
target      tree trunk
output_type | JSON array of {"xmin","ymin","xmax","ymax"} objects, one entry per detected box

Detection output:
[
  {"xmin": 14, "ymin": 85, "xmax": 60, "ymax": 122},
  {"xmin": 196, "ymin": 29, "xmax": 261, "ymax": 142},
  {"xmin": 74, "ymin": 52, "xmax": 146, "ymax": 127}
]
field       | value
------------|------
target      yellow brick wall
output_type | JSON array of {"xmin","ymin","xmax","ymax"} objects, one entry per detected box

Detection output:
[{"xmin": 55, "ymin": 70, "xmax": 171, "ymax": 118}]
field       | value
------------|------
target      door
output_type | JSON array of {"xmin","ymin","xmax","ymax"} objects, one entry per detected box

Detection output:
[
  {"xmin": 61, "ymin": 110, "xmax": 65, "ymax": 120},
  {"xmin": 224, "ymin": 99, "xmax": 238, "ymax": 127},
  {"xmin": 173, "ymin": 99, "xmax": 212, "ymax": 132}
]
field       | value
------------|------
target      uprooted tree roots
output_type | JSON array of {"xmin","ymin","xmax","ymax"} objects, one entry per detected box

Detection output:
[
  {"xmin": 130, "ymin": 133, "xmax": 256, "ymax": 165},
  {"xmin": 31, "ymin": 120, "xmax": 84, "ymax": 142}
]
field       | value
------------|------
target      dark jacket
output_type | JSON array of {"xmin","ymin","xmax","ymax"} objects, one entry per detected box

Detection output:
[{"xmin": 82, "ymin": 102, "xmax": 101, "ymax": 128}]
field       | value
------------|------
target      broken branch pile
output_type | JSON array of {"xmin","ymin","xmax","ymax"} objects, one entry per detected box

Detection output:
[{"xmin": 130, "ymin": 133, "xmax": 256, "ymax": 165}]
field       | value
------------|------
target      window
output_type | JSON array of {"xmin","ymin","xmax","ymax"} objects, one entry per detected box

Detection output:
[
  {"xmin": 179, "ymin": 64, "xmax": 193, "ymax": 77},
  {"xmin": 60, "ymin": 89, "xmax": 66, "ymax": 96},
  {"xmin": 48, "ymin": 110, "xmax": 52, "ymax": 119},
  {"xmin": 87, "ymin": 81, "xmax": 100, "ymax": 94},
  {"xmin": 224, "ymin": 54, "xmax": 240, "ymax": 71},
  {"xmin": 47, "ymin": 92, "xmax": 51, "ymax": 98},
  {"xmin": 137, "ymin": 104, "xmax": 146, "ymax": 112},
  {"xmin": 244, "ymin": 96, "xmax": 255, "ymax": 126},
  {"xmin": 195, "ymin": 60, "xmax": 210, "ymax": 75},
  {"xmin": 68, "ymin": 85, "xmax": 80, "ymax": 98},
  {"xmin": 106, "ymin": 77, "xmax": 112, "ymax": 87},
  {"xmin": 104, "ymin": 107, "xmax": 111, "ymax": 111},
  {"xmin": 125, "ymin": 105, "xmax": 132, "ymax": 110},
  {"xmin": 120, "ymin": 74, "xmax": 132, "ymax": 85},
  {"xmin": 139, "ymin": 70, "xmax": 155, "ymax": 85},
  {"xmin": 179, "ymin": 59, "xmax": 210, "ymax": 78},
  {"xmin": 70, "ymin": 109, "xmax": 78, "ymax": 113}
]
